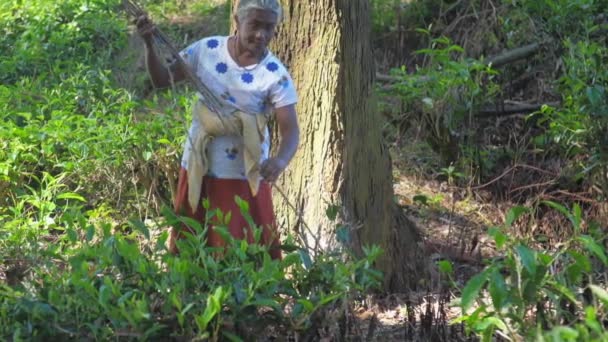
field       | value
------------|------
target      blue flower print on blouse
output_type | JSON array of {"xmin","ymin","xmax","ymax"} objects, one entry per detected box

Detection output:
[
  {"xmin": 215, "ymin": 62, "xmax": 228, "ymax": 74},
  {"xmin": 277, "ymin": 75, "xmax": 290, "ymax": 89},
  {"xmin": 266, "ymin": 62, "xmax": 279, "ymax": 72},
  {"xmin": 221, "ymin": 91, "xmax": 236, "ymax": 104},
  {"xmin": 207, "ymin": 39, "xmax": 219, "ymax": 49},
  {"xmin": 241, "ymin": 72, "xmax": 254, "ymax": 84},
  {"xmin": 225, "ymin": 147, "xmax": 238, "ymax": 160}
]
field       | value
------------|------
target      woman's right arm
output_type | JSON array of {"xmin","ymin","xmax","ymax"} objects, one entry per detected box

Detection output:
[{"xmin": 136, "ymin": 15, "xmax": 186, "ymax": 88}]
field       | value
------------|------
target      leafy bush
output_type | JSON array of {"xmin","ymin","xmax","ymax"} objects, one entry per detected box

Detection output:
[
  {"xmin": 0, "ymin": 2, "xmax": 383, "ymax": 340},
  {"xmin": 453, "ymin": 203, "xmax": 608, "ymax": 341},
  {"xmin": 536, "ymin": 38, "xmax": 608, "ymax": 197},
  {"xmin": 0, "ymin": 0, "xmax": 126, "ymax": 84},
  {"xmin": 380, "ymin": 32, "xmax": 499, "ymax": 164},
  {"xmin": 515, "ymin": 0, "xmax": 606, "ymax": 39},
  {"xmin": 0, "ymin": 200, "xmax": 381, "ymax": 340}
]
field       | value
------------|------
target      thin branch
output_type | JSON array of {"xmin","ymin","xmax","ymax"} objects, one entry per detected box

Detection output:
[
  {"xmin": 483, "ymin": 42, "xmax": 541, "ymax": 68},
  {"xmin": 471, "ymin": 164, "xmax": 558, "ymax": 190},
  {"xmin": 376, "ymin": 42, "xmax": 543, "ymax": 83},
  {"xmin": 478, "ymin": 101, "xmax": 560, "ymax": 117},
  {"xmin": 509, "ymin": 180, "xmax": 557, "ymax": 194}
]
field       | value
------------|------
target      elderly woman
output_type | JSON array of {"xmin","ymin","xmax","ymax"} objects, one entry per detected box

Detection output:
[{"xmin": 137, "ymin": 0, "xmax": 299, "ymax": 259}]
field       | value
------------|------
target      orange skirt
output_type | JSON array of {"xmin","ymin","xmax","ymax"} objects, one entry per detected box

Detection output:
[{"xmin": 170, "ymin": 168, "xmax": 281, "ymax": 259}]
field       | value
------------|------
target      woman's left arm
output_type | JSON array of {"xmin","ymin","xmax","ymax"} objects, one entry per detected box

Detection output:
[{"xmin": 260, "ymin": 104, "xmax": 299, "ymax": 183}]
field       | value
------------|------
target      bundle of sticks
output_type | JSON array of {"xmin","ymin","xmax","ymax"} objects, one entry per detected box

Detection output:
[{"xmin": 121, "ymin": 0, "xmax": 224, "ymax": 113}]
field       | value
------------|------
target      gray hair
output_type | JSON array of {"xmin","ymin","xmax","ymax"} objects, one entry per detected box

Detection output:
[{"xmin": 236, "ymin": 0, "xmax": 283, "ymax": 22}]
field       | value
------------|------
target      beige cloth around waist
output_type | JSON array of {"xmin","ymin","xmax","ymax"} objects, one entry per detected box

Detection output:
[{"xmin": 186, "ymin": 100, "xmax": 269, "ymax": 210}]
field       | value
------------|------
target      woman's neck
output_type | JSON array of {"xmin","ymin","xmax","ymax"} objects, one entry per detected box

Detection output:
[{"xmin": 230, "ymin": 35, "xmax": 266, "ymax": 67}]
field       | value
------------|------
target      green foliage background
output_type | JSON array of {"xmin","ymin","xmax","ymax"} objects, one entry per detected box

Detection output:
[
  {"xmin": 1, "ymin": 0, "xmax": 608, "ymax": 340},
  {"xmin": 0, "ymin": 0, "xmax": 381, "ymax": 340}
]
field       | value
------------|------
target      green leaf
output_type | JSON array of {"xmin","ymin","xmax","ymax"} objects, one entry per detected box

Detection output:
[
  {"xmin": 199, "ymin": 287, "xmax": 224, "ymax": 330},
  {"xmin": 224, "ymin": 211, "xmax": 232, "ymax": 225},
  {"xmin": 578, "ymin": 235, "xmax": 608, "ymax": 265},
  {"xmin": 589, "ymin": 285, "xmax": 608, "ymax": 305},
  {"xmin": 57, "ymin": 192, "xmax": 86, "ymax": 202},
  {"xmin": 251, "ymin": 298, "xmax": 279, "ymax": 309},
  {"xmin": 437, "ymin": 260, "xmax": 453, "ymax": 274},
  {"xmin": 222, "ymin": 331, "xmax": 244, "ymax": 342},
  {"xmin": 413, "ymin": 194, "xmax": 428, "ymax": 206},
  {"xmin": 298, "ymin": 249, "xmax": 312, "ymax": 269},
  {"xmin": 325, "ymin": 204, "xmax": 339, "ymax": 221},
  {"xmin": 128, "ymin": 219, "xmax": 150, "ymax": 239},
  {"xmin": 488, "ymin": 270, "xmax": 508, "ymax": 310},
  {"xmin": 86, "ymin": 225, "xmax": 95, "ymax": 242},
  {"xmin": 505, "ymin": 206, "xmax": 528, "ymax": 227},
  {"xmin": 586, "ymin": 86, "xmax": 603, "ymax": 107},
  {"xmin": 584, "ymin": 306, "xmax": 602, "ymax": 334},
  {"xmin": 143, "ymin": 150, "xmax": 153, "ymax": 161},
  {"xmin": 66, "ymin": 228, "xmax": 78, "ymax": 243},
  {"xmin": 572, "ymin": 203, "xmax": 582, "ymax": 230},
  {"xmin": 213, "ymin": 226, "xmax": 233, "ymax": 246},
  {"xmin": 319, "ymin": 293, "xmax": 342, "ymax": 305},
  {"xmin": 297, "ymin": 299, "xmax": 314, "ymax": 312},
  {"xmin": 98, "ymin": 285, "xmax": 111, "ymax": 306},
  {"xmin": 155, "ymin": 231, "xmax": 168, "ymax": 251},
  {"xmin": 549, "ymin": 281, "xmax": 577, "ymax": 304},
  {"xmin": 542, "ymin": 200, "xmax": 579, "ymax": 229},
  {"xmin": 278, "ymin": 244, "xmax": 299, "ymax": 253},
  {"xmin": 234, "ymin": 196, "xmax": 249, "ymax": 212},
  {"xmin": 550, "ymin": 326, "xmax": 579, "ymax": 340},
  {"xmin": 336, "ymin": 226, "xmax": 350, "ymax": 244},
  {"xmin": 181, "ymin": 303, "xmax": 194, "ymax": 315},
  {"xmin": 516, "ymin": 244, "xmax": 537, "ymax": 275},
  {"xmin": 461, "ymin": 270, "xmax": 489, "ymax": 311},
  {"xmin": 477, "ymin": 316, "xmax": 508, "ymax": 332},
  {"xmin": 488, "ymin": 227, "xmax": 507, "ymax": 249}
]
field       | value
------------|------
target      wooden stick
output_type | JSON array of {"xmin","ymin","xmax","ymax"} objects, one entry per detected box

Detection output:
[
  {"xmin": 478, "ymin": 101, "xmax": 560, "ymax": 117},
  {"xmin": 121, "ymin": 0, "xmax": 224, "ymax": 113},
  {"xmin": 376, "ymin": 42, "xmax": 542, "ymax": 83}
]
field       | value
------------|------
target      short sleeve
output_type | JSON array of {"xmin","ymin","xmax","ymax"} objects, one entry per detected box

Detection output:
[
  {"xmin": 179, "ymin": 40, "xmax": 202, "ymax": 70},
  {"xmin": 269, "ymin": 72, "xmax": 298, "ymax": 109}
]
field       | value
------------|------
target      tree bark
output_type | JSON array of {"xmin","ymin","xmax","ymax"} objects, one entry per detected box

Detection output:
[{"xmin": 232, "ymin": 0, "xmax": 425, "ymax": 291}]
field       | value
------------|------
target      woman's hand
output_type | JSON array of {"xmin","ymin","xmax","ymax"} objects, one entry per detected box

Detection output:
[
  {"xmin": 262, "ymin": 104, "xmax": 299, "ymax": 183},
  {"xmin": 261, "ymin": 157, "xmax": 288, "ymax": 183},
  {"xmin": 135, "ymin": 15, "xmax": 156, "ymax": 45}
]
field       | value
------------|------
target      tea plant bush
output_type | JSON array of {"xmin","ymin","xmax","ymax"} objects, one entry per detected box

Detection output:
[
  {"xmin": 0, "ymin": 0, "xmax": 125, "ymax": 84},
  {"xmin": 1, "ymin": 200, "xmax": 381, "ymax": 340},
  {"xmin": 1, "ymin": 0, "xmax": 383, "ymax": 340},
  {"xmin": 1, "ymin": 0, "xmax": 185, "ymax": 254},
  {"xmin": 452, "ymin": 203, "xmax": 608, "ymax": 341}
]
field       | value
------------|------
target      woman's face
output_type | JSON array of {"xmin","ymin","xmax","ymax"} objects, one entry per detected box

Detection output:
[{"xmin": 235, "ymin": 9, "xmax": 278, "ymax": 56}]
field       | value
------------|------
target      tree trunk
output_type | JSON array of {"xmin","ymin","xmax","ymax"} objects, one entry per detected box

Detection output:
[{"xmin": 232, "ymin": 0, "xmax": 425, "ymax": 291}]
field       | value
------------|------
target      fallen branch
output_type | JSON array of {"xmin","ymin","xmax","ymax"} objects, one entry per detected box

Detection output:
[
  {"xmin": 509, "ymin": 179, "xmax": 557, "ymax": 194},
  {"xmin": 478, "ymin": 101, "xmax": 560, "ymax": 117},
  {"xmin": 471, "ymin": 164, "xmax": 558, "ymax": 190},
  {"xmin": 483, "ymin": 42, "xmax": 541, "ymax": 68},
  {"xmin": 548, "ymin": 190, "xmax": 596, "ymax": 204},
  {"xmin": 376, "ymin": 42, "xmax": 542, "ymax": 83}
]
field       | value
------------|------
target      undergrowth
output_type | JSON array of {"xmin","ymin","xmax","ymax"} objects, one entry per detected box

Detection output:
[{"xmin": 1, "ymin": 0, "xmax": 381, "ymax": 340}]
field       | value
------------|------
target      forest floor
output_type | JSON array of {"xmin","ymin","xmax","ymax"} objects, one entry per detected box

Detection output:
[{"xmin": 348, "ymin": 142, "xmax": 508, "ymax": 341}]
